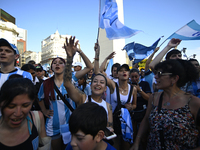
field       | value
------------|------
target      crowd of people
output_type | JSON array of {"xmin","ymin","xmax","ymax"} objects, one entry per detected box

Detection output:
[{"xmin": 0, "ymin": 36, "xmax": 200, "ymax": 150}]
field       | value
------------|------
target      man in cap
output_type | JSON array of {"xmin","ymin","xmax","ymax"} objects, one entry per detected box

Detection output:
[
  {"xmin": 0, "ymin": 38, "xmax": 32, "ymax": 88},
  {"xmin": 36, "ymin": 65, "xmax": 48, "ymax": 80},
  {"xmin": 73, "ymin": 62, "xmax": 82, "ymax": 71}
]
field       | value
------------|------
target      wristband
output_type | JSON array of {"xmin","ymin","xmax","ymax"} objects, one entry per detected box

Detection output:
[{"xmin": 94, "ymin": 58, "xmax": 99, "ymax": 60}]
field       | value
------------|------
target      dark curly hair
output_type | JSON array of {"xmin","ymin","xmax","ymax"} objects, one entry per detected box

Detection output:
[{"xmin": 154, "ymin": 59, "xmax": 198, "ymax": 88}]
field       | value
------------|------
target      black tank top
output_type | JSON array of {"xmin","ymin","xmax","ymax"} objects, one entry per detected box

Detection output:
[{"xmin": 0, "ymin": 112, "xmax": 39, "ymax": 150}]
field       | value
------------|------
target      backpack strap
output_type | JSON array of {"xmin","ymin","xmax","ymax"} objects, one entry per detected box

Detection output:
[
  {"xmin": 127, "ymin": 84, "xmax": 133, "ymax": 103},
  {"xmin": 113, "ymin": 82, "xmax": 122, "ymax": 114},
  {"xmin": 158, "ymin": 92, "xmax": 164, "ymax": 113},
  {"xmin": 157, "ymin": 92, "xmax": 165, "ymax": 150},
  {"xmin": 88, "ymin": 95, "xmax": 92, "ymax": 102},
  {"xmin": 54, "ymin": 82, "xmax": 74, "ymax": 112},
  {"xmin": 115, "ymin": 82, "xmax": 121, "ymax": 105}
]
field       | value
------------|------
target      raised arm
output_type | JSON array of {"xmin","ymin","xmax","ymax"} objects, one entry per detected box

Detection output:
[
  {"xmin": 99, "ymin": 51, "xmax": 116, "ymax": 73},
  {"xmin": 94, "ymin": 42, "xmax": 115, "ymax": 93},
  {"xmin": 63, "ymin": 36, "xmax": 86, "ymax": 106},
  {"xmin": 149, "ymin": 38, "xmax": 181, "ymax": 70},
  {"xmin": 94, "ymin": 42, "xmax": 100, "ymax": 74},
  {"xmin": 75, "ymin": 48, "xmax": 93, "ymax": 79},
  {"xmin": 145, "ymin": 47, "xmax": 159, "ymax": 72}
]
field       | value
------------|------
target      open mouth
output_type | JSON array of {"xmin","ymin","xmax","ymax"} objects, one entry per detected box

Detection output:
[
  {"xmin": 94, "ymin": 87, "xmax": 101, "ymax": 90},
  {"xmin": 11, "ymin": 118, "xmax": 23, "ymax": 125}
]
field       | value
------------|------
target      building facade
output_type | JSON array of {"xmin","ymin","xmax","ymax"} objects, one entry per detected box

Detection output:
[
  {"xmin": 0, "ymin": 10, "xmax": 28, "ymax": 67},
  {"xmin": 22, "ymin": 51, "xmax": 41, "ymax": 66},
  {"xmin": 41, "ymin": 30, "xmax": 81, "ymax": 66}
]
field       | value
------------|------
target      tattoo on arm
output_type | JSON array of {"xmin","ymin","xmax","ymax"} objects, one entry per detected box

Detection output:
[
  {"xmin": 74, "ymin": 84, "xmax": 85, "ymax": 95},
  {"xmin": 64, "ymin": 57, "xmax": 73, "ymax": 82}
]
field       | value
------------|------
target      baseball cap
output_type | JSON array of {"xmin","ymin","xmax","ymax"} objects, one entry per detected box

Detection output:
[
  {"xmin": 117, "ymin": 64, "xmax": 130, "ymax": 73},
  {"xmin": 0, "ymin": 38, "xmax": 19, "ymax": 54},
  {"xmin": 36, "ymin": 65, "xmax": 43, "ymax": 71},
  {"xmin": 73, "ymin": 62, "xmax": 82, "ymax": 67}
]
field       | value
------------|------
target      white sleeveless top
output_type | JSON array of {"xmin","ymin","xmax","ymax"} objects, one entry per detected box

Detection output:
[
  {"xmin": 110, "ymin": 82, "xmax": 133, "ymax": 112},
  {"xmin": 85, "ymin": 96, "xmax": 108, "ymax": 116}
]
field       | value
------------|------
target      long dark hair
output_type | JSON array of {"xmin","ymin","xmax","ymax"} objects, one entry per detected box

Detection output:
[
  {"xmin": 154, "ymin": 59, "xmax": 198, "ymax": 87},
  {"xmin": 0, "ymin": 78, "xmax": 36, "ymax": 116},
  {"xmin": 43, "ymin": 57, "xmax": 66, "ymax": 105}
]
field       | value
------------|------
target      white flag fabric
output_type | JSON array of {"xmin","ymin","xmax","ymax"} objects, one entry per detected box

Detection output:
[
  {"xmin": 99, "ymin": 0, "xmax": 141, "ymax": 40},
  {"xmin": 167, "ymin": 20, "xmax": 200, "ymax": 40}
]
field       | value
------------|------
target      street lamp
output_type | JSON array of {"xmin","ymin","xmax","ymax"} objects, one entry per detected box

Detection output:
[{"xmin": 182, "ymin": 47, "xmax": 187, "ymax": 53}]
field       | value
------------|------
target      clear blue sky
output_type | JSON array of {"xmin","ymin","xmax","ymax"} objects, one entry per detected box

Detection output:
[{"xmin": 1, "ymin": 0, "xmax": 200, "ymax": 62}]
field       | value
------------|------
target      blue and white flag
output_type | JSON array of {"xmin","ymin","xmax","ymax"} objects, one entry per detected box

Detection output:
[
  {"xmin": 105, "ymin": 58, "xmax": 113, "ymax": 76},
  {"xmin": 99, "ymin": 0, "xmax": 141, "ymax": 40},
  {"xmin": 123, "ymin": 38, "xmax": 161, "ymax": 64},
  {"xmin": 167, "ymin": 20, "xmax": 200, "ymax": 40}
]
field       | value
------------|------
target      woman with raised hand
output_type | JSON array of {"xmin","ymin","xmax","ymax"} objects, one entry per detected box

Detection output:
[
  {"xmin": 38, "ymin": 37, "xmax": 93, "ymax": 150},
  {"xmin": 94, "ymin": 43, "xmax": 137, "ymax": 150},
  {"xmin": 0, "ymin": 78, "xmax": 49, "ymax": 150},
  {"xmin": 63, "ymin": 36, "xmax": 113, "ymax": 129},
  {"xmin": 130, "ymin": 59, "xmax": 200, "ymax": 150}
]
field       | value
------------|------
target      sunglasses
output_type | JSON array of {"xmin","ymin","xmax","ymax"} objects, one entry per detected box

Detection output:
[{"xmin": 154, "ymin": 71, "xmax": 172, "ymax": 78}]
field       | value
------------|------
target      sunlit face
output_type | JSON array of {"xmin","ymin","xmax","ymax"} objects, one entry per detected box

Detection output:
[
  {"xmin": 169, "ymin": 53, "xmax": 182, "ymax": 60},
  {"xmin": 154, "ymin": 70, "xmax": 173, "ymax": 89},
  {"xmin": 130, "ymin": 72, "xmax": 140, "ymax": 83},
  {"xmin": 0, "ymin": 46, "xmax": 19, "ymax": 64},
  {"xmin": 2, "ymin": 94, "xmax": 33, "ymax": 128},
  {"xmin": 70, "ymin": 130, "xmax": 98, "ymax": 150},
  {"xmin": 91, "ymin": 75, "xmax": 107, "ymax": 96},
  {"xmin": 117, "ymin": 67, "xmax": 129, "ymax": 80},
  {"xmin": 112, "ymin": 67, "xmax": 118, "ymax": 78},
  {"xmin": 51, "ymin": 58, "xmax": 65, "ymax": 74}
]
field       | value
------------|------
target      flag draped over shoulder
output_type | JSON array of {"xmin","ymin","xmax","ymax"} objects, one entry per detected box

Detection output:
[
  {"xmin": 167, "ymin": 20, "xmax": 200, "ymax": 40},
  {"xmin": 123, "ymin": 38, "xmax": 161, "ymax": 64},
  {"xmin": 99, "ymin": 0, "xmax": 141, "ymax": 40}
]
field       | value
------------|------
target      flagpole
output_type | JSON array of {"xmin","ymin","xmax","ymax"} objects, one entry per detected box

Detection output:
[
  {"xmin": 97, "ymin": 0, "xmax": 101, "ymax": 41},
  {"xmin": 158, "ymin": 38, "xmax": 167, "ymax": 47}
]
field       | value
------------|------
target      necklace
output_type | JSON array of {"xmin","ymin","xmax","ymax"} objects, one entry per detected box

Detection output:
[
  {"xmin": 119, "ymin": 86, "xmax": 128, "ymax": 94},
  {"xmin": 163, "ymin": 91, "xmax": 182, "ymax": 106}
]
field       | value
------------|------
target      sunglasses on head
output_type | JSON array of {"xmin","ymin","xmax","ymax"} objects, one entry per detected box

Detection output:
[{"xmin": 154, "ymin": 71, "xmax": 172, "ymax": 78}]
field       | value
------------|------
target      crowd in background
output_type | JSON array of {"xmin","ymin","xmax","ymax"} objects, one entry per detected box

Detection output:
[{"xmin": 0, "ymin": 37, "xmax": 200, "ymax": 150}]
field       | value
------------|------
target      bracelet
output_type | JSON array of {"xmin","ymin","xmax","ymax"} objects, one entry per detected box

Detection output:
[
  {"xmin": 139, "ymin": 89, "xmax": 142, "ymax": 93},
  {"xmin": 78, "ymin": 50, "xmax": 82, "ymax": 54},
  {"xmin": 94, "ymin": 58, "xmax": 99, "ymax": 60}
]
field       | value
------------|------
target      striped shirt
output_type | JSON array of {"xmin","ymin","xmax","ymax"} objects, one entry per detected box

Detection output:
[{"xmin": 0, "ymin": 68, "xmax": 33, "ymax": 88}]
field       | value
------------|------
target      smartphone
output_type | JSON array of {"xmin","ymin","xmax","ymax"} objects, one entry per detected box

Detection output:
[{"xmin": 104, "ymin": 127, "xmax": 117, "ymax": 140}]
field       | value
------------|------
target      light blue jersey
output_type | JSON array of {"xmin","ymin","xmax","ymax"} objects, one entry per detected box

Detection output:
[
  {"xmin": 0, "ymin": 68, "xmax": 33, "ymax": 88},
  {"xmin": 38, "ymin": 80, "xmax": 77, "ymax": 137}
]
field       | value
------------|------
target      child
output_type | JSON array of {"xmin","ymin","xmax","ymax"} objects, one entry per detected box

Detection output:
[{"xmin": 66, "ymin": 102, "xmax": 116, "ymax": 150}]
